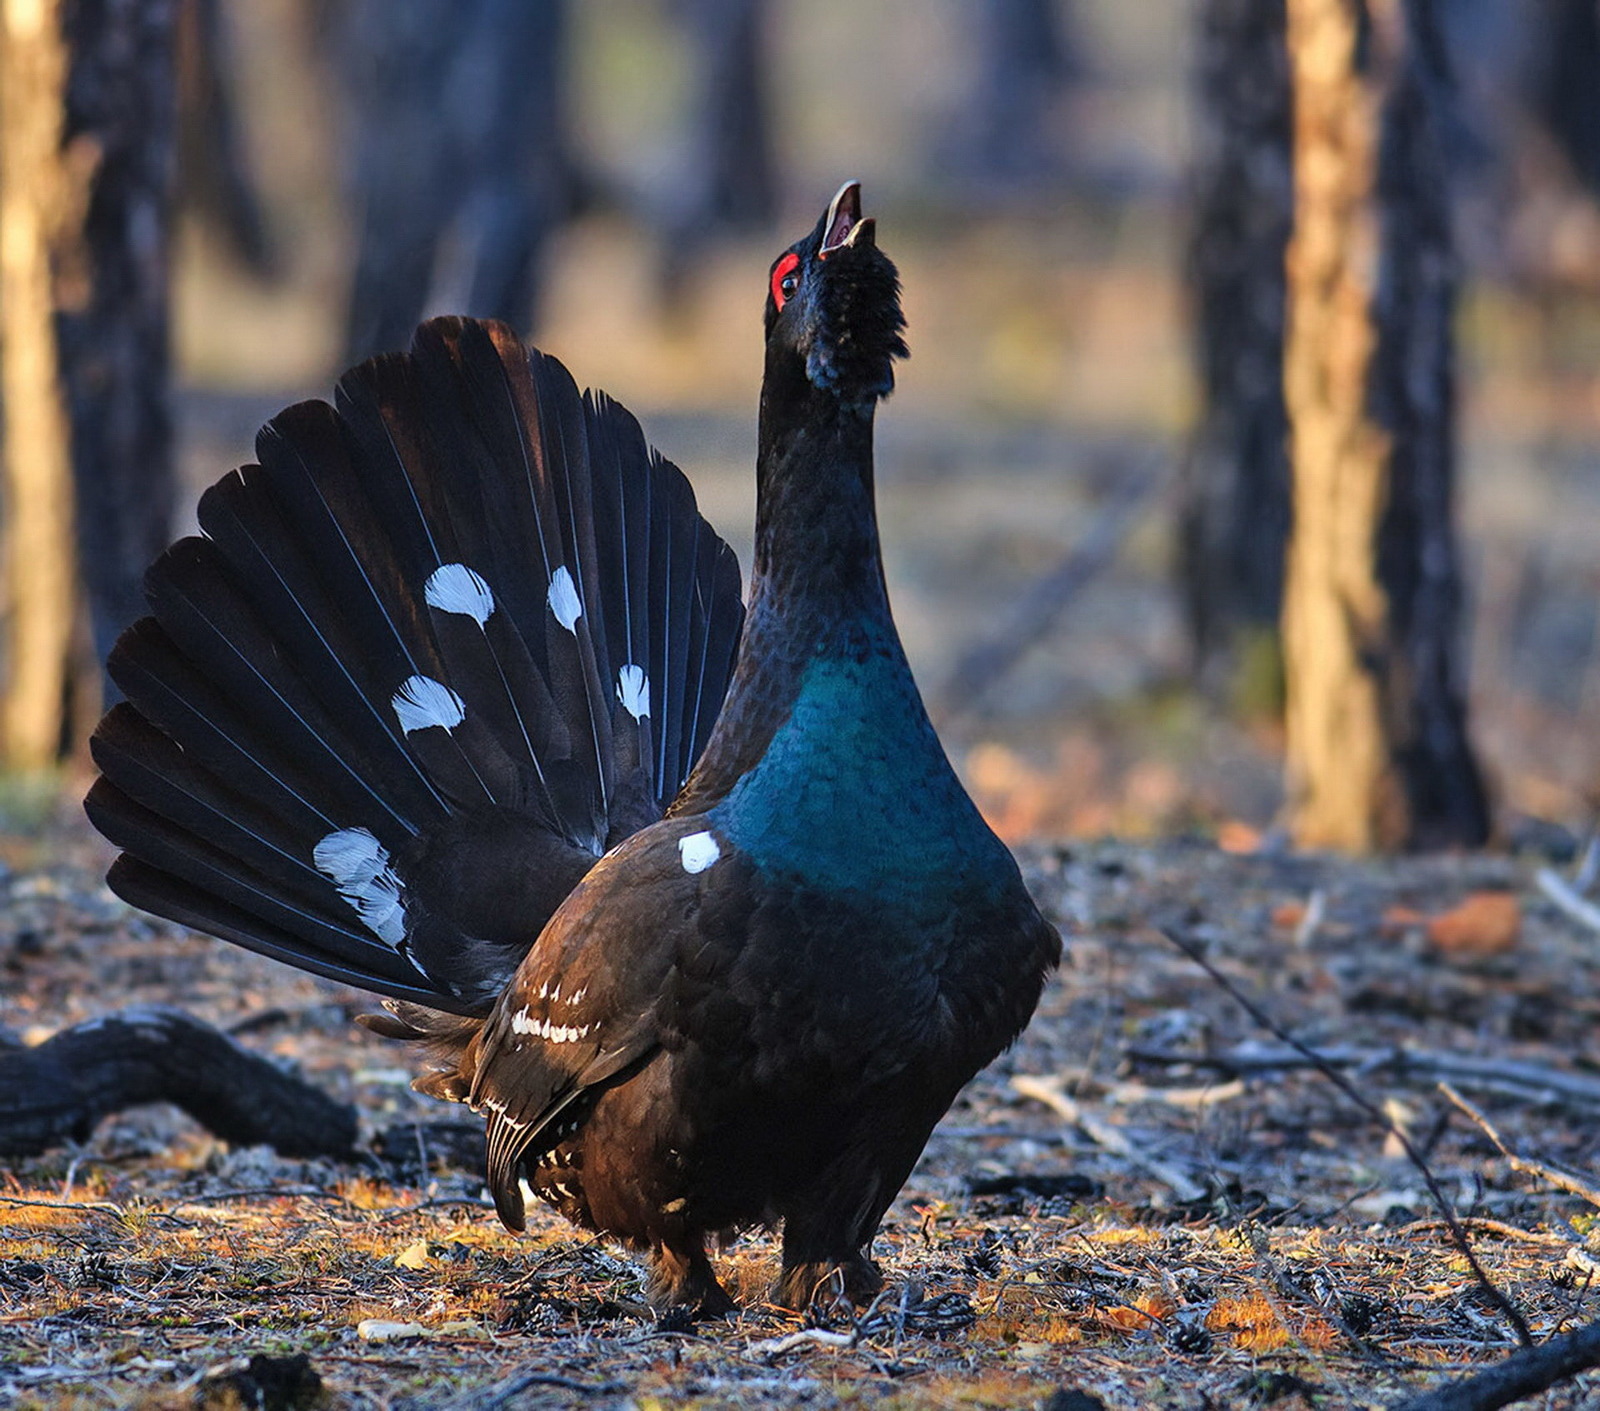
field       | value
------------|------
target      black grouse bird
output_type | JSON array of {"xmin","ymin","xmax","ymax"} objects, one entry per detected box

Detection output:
[{"xmin": 86, "ymin": 182, "xmax": 1060, "ymax": 1313}]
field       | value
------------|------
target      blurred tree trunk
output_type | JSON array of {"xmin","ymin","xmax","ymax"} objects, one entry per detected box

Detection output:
[
  {"xmin": 447, "ymin": 0, "xmax": 571, "ymax": 334},
  {"xmin": 340, "ymin": 0, "xmax": 574, "ymax": 359},
  {"xmin": 1281, "ymin": 0, "xmax": 1488, "ymax": 850},
  {"xmin": 659, "ymin": 0, "xmax": 776, "ymax": 306},
  {"xmin": 338, "ymin": 0, "xmax": 466, "ymax": 362},
  {"xmin": 61, "ymin": 0, "xmax": 179, "ymax": 676},
  {"xmin": 0, "ymin": 0, "xmax": 178, "ymax": 769},
  {"xmin": 176, "ymin": 0, "xmax": 272, "ymax": 274},
  {"xmin": 1529, "ymin": 0, "xmax": 1600, "ymax": 197},
  {"xmin": 1179, "ymin": 0, "xmax": 1293, "ymax": 701},
  {"xmin": 1, "ymin": 0, "xmax": 82, "ymax": 770}
]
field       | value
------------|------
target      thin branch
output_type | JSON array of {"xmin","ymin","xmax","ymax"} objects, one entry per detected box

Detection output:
[
  {"xmin": 1011, "ymin": 1073, "xmax": 1206, "ymax": 1203},
  {"xmin": 1440, "ymin": 1084, "xmax": 1600, "ymax": 1210},
  {"xmin": 1129, "ymin": 1041, "xmax": 1600, "ymax": 1110},
  {"xmin": 0, "ymin": 1194, "xmax": 128, "ymax": 1224},
  {"xmin": 1536, "ymin": 867, "xmax": 1600, "ymax": 938},
  {"xmin": 1159, "ymin": 927, "xmax": 1533, "ymax": 1348},
  {"xmin": 750, "ymin": 1328, "xmax": 857, "ymax": 1356}
]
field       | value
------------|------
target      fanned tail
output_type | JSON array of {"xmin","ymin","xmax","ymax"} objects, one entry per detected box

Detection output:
[{"xmin": 88, "ymin": 318, "xmax": 744, "ymax": 1016}]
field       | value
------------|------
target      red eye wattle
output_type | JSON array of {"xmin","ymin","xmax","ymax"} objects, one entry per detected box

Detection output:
[{"xmin": 770, "ymin": 252, "xmax": 801, "ymax": 311}]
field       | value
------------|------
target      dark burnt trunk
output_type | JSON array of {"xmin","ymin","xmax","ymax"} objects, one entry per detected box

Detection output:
[
  {"xmin": 1179, "ymin": 0, "xmax": 1294, "ymax": 693},
  {"xmin": 60, "ymin": 0, "xmax": 180, "ymax": 681}
]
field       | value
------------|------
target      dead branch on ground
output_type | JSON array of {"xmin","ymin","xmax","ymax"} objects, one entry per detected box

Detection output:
[
  {"xmin": 1388, "ymin": 1316, "xmax": 1600, "ymax": 1411},
  {"xmin": 0, "ymin": 1006, "xmax": 358, "ymax": 1159}
]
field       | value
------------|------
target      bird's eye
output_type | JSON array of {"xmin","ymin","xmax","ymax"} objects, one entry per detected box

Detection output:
[{"xmin": 771, "ymin": 253, "xmax": 801, "ymax": 311}]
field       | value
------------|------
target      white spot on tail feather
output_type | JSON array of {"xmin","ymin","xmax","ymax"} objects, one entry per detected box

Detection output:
[
  {"xmin": 424, "ymin": 563, "xmax": 495, "ymax": 625},
  {"xmin": 617, "ymin": 664, "xmax": 650, "ymax": 720},
  {"xmin": 678, "ymin": 830, "xmax": 721, "ymax": 874},
  {"xmin": 313, "ymin": 828, "xmax": 406, "ymax": 946},
  {"xmin": 547, "ymin": 565, "xmax": 582, "ymax": 632},
  {"xmin": 392, "ymin": 675, "xmax": 466, "ymax": 734}
]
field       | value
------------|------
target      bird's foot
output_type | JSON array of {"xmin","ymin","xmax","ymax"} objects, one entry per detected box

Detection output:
[
  {"xmin": 646, "ymin": 1243, "xmax": 735, "ymax": 1319},
  {"xmin": 774, "ymin": 1253, "xmax": 883, "ymax": 1313}
]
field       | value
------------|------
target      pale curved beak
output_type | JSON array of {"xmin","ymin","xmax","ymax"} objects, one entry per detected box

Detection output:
[{"xmin": 819, "ymin": 180, "xmax": 874, "ymax": 257}]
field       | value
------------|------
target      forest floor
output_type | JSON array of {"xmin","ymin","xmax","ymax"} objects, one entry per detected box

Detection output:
[{"xmin": 4, "ymin": 813, "xmax": 1600, "ymax": 1409}]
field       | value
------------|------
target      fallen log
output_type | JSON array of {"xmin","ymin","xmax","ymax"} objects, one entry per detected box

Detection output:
[
  {"xmin": 0, "ymin": 1006, "xmax": 358, "ymax": 1160},
  {"xmin": 1389, "ymin": 1315, "xmax": 1600, "ymax": 1411}
]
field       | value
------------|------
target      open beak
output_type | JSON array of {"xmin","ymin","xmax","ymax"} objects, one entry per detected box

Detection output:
[{"xmin": 818, "ymin": 180, "xmax": 875, "ymax": 258}]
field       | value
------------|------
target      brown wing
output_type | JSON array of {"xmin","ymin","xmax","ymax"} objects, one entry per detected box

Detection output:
[{"xmin": 464, "ymin": 815, "xmax": 729, "ymax": 1227}]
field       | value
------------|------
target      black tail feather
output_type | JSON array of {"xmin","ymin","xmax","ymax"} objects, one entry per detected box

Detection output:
[{"xmin": 91, "ymin": 317, "xmax": 744, "ymax": 1013}]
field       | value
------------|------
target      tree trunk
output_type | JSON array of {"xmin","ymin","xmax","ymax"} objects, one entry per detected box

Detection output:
[
  {"xmin": 0, "ymin": 0, "xmax": 81, "ymax": 770},
  {"xmin": 60, "ymin": 0, "xmax": 179, "ymax": 679},
  {"xmin": 337, "ymin": 0, "xmax": 468, "ymax": 361},
  {"xmin": 658, "ymin": 0, "xmax": 776, "ymax": 305},
  {"xmin": 1281, "ymin": 0, "xmax": 1488, "ymax": 851},
  {"xmin": 1179, "ymin": 0, "xmax": 1294, "ymax": 697},
  {"xmin": 0, "ymin": 0, "xmax": 178, "ymax": 768}
]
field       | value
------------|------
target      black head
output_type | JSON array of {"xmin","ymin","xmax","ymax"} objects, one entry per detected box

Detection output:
[{"xmin": 763, "ymin": 181, "xmax": 908, "ymax": 414}]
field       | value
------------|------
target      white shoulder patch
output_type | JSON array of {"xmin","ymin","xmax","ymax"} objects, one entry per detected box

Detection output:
[
  {"xmin": 424, "ymin": 563, "xmax": 495, "ymax": 625},
  {"xmin": 616, "ymin": 663, "xmax": 650, "ymax": 720},
  {"xmin": 547, "ymin": 565, "xmax": 582, "ymax": 632},
  {"xmin": 677, "ymin": 830, "xmax": 721, "ymax": 874},
  {"xmin": 313, "ymin": 827, "xmax": 406, "ymax": 946},
  {"xmin": 392, "ymin": 674, "xmax": 466, "ymax": 734}
]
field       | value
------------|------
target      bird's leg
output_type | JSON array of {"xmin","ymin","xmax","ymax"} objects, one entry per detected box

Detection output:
[
  {"xmin": 774, "ymin": 1251, "xmax": 883, "ymax": 1312},
  {"xmin": 775, "ymin": 1201, "xmax": 885, "ymax": 1311},
  {"xmin": 646, "ymin": 1237, "xmax": 734, "ymax": 1317},
  {"xmin": 775, "ymin": 1155, "xmax": 904, "ymax": 1311}
]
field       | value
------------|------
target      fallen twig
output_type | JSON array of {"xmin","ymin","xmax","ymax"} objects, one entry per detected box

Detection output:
[
  {"xmin": 1129, "ymin": 1041, "xmax": 1600, "ymax": 1110},
  {"xmin": 1387, "ymin": 1315, "xmax": 1600, "ymax": 1410},
  {"xmin": 750, "ymin": 1328, "xmax": 857, "ymax": 1356},
  {"xmin": 1536, "ymin": 867, "xmax": 1600, "ymax": 938},
  {"xmin": 0, "ymin": 1194, "xmax": 128, "ymax": 1224},
  {"xmin": 1439, "ymin": 1084, "xmax": 1600, "ymax": 1210},
  {"xmin": 1391, "ymin": 1218, "xmax": 1577, "ymax": 1248},
  {"xmin": 1010, "ymin": 1073, "xmax": 1206, "ymax": 1203},
  {"xmin": 1159, "ymin": 928, "xmax": 1534, "ymax": 1348}
]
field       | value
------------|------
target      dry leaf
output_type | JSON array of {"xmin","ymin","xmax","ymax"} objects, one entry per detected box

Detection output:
[
  {"xmin": 1217, "ymin": 822, "xmax": 1261, "ymax": 854},
  {"xmin": 393, "ymin": 1239, "xmax": 435, "ymax": 1270},
  {"xmin": 1103, "ymin": 1292, "xmax": 1176, "ymax": 1332},
  {"xmin": 1426, "ymin": 892, "xmax": 1521, "ymax": 958}
]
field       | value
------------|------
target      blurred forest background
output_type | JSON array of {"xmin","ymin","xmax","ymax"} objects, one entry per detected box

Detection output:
[{"xmin": 6, "ymin": 0, "xmax": 1600, "ymax": 852}]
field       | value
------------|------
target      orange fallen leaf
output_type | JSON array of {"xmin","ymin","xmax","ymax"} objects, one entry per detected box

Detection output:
[
  {"xmin": 1271, "ymin": 902, "xmax": 1306, "ymax": 930},
  {"xmin": 1103, "ymin": 1292, "xmax": 1176, "ymax": 1332},
  {"xmin": 1426, "ymin": 892, "xmax": 1521, "ymax": 959},
  {"xmin": 1217, "ymin": 822, "xmax": 1261, "ymax": 854}
]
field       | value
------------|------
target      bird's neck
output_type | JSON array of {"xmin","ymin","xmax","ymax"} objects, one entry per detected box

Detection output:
[
  {"xmin": 676, "ymin": 362, "xmax": 903, "ymax": 803},
  {"xmin": 752, "ymin": 362, "xmax": 889, "ymax": 626}
]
